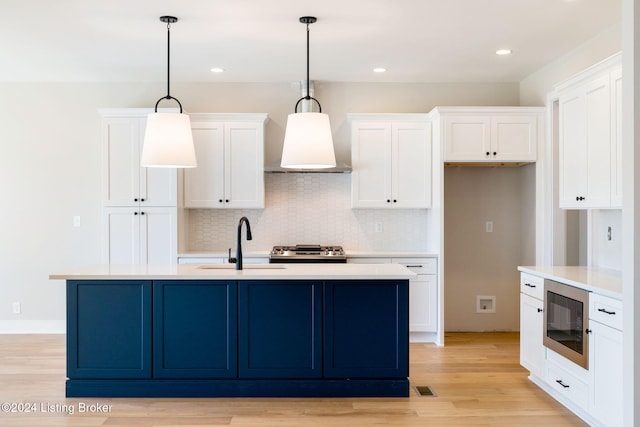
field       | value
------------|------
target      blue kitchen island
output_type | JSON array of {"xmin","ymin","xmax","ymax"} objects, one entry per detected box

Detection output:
[{"xmin": 50, "ymin": 263, "xmax": 414, "ymax": 398}]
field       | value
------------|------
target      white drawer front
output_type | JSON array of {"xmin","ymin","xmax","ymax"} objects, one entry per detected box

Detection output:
[
  {"xmin": 520, "ymin": 273, "xmax": 544, "ymax": 300},
  {"xmin": 393, "ymin": 258, "xmax": 437, "ymax": 274},
  {"xmin": 590, "ymin": 293, "xmax": 623, "ymax": 331},
  {"xmin": 546, "ymin": 361, "xmax": 589, "ymax": 410}
]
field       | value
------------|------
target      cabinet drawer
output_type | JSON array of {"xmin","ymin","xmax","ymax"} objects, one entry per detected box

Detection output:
[
  {"xmin": 590, "ymin": 293, "xmax": 622, "ymax": 331},
  {"xmin": 520, "ymin": 273, "xmax": 544, "ymax": 300},
  {"xmin": 393, "ymin": 258, "xmax": 436, "ymax": 275},
  {"xmin": 546, "ymin": 360, "xmax": 589, "ymax": 410}
]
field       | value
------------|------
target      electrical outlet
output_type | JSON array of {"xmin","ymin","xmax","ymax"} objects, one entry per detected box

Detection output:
[
  {"xmin": 12, "ymin": 302, "xmax": 21, "ymax": 314},
  {"xmin": 374, "ymin": 222, "xmax": 383, "ymax": 233},
  {"xmin": 73, "ymin": 216, "xmax": 81, "ymax": 227},
  {"xmin": 485, "ymin": 221, "xmax": 493, "ymax": 233}
]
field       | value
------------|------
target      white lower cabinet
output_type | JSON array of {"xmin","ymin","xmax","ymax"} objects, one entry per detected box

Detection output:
[
  {"xmin": 589, "ymin": 295, "xmax": 623, "ymax": 427},
  {"xmin": 348, "ymin": 256, "xmax": 438, "ymax": 342},
  {"xmin": 103, "ymin": 207, "xmax": 177, "ymax": 264},
  {"xmin": 520, "ymin": 293, "xmax": 545, "ymax": 379},
  {"xmin": 546, "ymin": 350, "xmax": 590, "ymax": 411},
  {"xmin": 518, "ymin": 271, "xmax": 623, "ymax": 427}
]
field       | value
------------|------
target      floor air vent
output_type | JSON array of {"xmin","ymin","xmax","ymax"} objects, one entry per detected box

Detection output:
[{"xmin": 414, "ymin": 385, "xmax": 436, "ymax": 397}]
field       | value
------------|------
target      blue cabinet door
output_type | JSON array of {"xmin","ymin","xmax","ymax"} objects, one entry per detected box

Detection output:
[
  {"xmin": 67, "ymin": 280, "xmax": 152, "ymax": 379},
  {"xmin": 153, "ymin": 281, "xmax": 237, "ymax": 378},
  {"xmin": 238, "ymin": 281, "xmax": 322, "ymax": 378},
  {"xmin": 324, "ymin": 280, "xmax": 409, "ymax": 379}
]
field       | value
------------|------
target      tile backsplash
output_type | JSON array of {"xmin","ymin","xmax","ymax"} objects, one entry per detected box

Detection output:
[{"xmin": 186, "ymin": 173, "xmax": 429, "ymax": 253}]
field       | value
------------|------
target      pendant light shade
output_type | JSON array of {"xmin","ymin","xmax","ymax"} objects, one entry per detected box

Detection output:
[
  {"xmin": 281, "ymin": 16, "xmax": 336, "ymax": 169},
  {"xmin": 282, "ymin": 112, "xmax": 336, "ymax": 168},
  {"xmin": 141, "ymin": 16, "xmax": 196, "ymax": 168},
  {"xmin": 141, "ymin": 112, "xmax": 196, "ymax": 167}
]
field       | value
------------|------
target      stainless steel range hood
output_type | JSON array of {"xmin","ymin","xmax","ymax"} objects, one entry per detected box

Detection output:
[{"xmin": 264, "ymin": 162, "xmax": 351, "ymax": 173}]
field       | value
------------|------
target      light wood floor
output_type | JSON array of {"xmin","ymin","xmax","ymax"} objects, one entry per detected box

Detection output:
[{"xmin": 0, "ymin": 332, "xmax": 586, "ymax": 426}]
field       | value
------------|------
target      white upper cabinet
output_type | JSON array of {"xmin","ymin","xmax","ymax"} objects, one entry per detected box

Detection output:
[
  {"xmin": 184, "ymin": 114, "xmax": 268, "ymax": 209},
  {"xmin": 101, "ymin": 110, "xmax": 177, "ymax": 207},
  {"xmin": 350, "ymin": 115, "xmax": 431, "ymax": 209},
  {"xmin": 434, "ymin": 107, "xmax": 542, "ymax": 163},
  {"xmin": 557, "ymin": 53, "xmax": 621, "ymax": 209}
]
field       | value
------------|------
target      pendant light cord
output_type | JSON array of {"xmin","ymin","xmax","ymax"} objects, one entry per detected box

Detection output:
[
  {"xmin": 154, "ymin": 16, "xmax": 183, "ymax": 113},
  {"xmin": 294, "ymin": 17, "xmax": 322, "ymax": 114}
]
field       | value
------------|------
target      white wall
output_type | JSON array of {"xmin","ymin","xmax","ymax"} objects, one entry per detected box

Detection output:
[
  {"xmin": 444, "ymin": 167, "xmax": 528, "ymax": 332},
  {"xmin": 0, "ymin": 80, "xmax": 519, "ymax": 332},
  {"xmin": 520, "ymin": 23, "xmax": 622, "ymax": 106}
]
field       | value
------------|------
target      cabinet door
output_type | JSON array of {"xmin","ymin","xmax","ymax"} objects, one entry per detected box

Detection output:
[
  {"xmin": 589, "ymin": 320, "xmax": 622, "ymax": 427},
  {"xmin": 351, "ymin": 122, "xmax": 392, "ymax": 208},
  {"xmin": 184, "ymin": 121, "xmax": 225, "ymax": 208},
  {"xmin": 520, "ymin": 293, "xmax": 545, "ymax": 379},
  {"xmin": 584, "ymin": 75, "xmax": 612, "ymax": 208},
  {"xmin": 238, "ymin": 281, "xmax": 322, "ymax": 378},
  {"xmin": 610, "ymin": 66, "xmax": 623, "ymax": 208},
  {"xmin": 103, "ymin": 207, "xmax": 141, "ymax": 264},
  {"xmin": 102, "ymin": 118, "xmax": 143, "ymax": 206},
  {"xmin": 153, "ymin": 281, "xmax": 237, "ymax": 378},
  {"xmin": 491, "ymin": 116, "xmax": 537, "ymax": 162},
  {"xmin": 324, "ymin": 280, "xmax": 408, "ymax": 379},
  {"xmin": 225, "ymin": 122, "xmax": 264, "ymax": 208},
  {"xmin": 141, "ymin": 207, "xmax": 177, "ymax": 264},
  {"xmin": 443, "ymin": 116, "xmax": 491, "ymax": 161},
  {"xmin": 559, "ymin": 88, "xmax": 589, "ymax": 208},
  {"xmin": 67, "ymin": 280, "xmax": 152, "ymax": 379},
  {"xmin": 392, "ymin": 122, "xmax": 431, "ymax": 208},
  {"xmin": 409, "ymin": 275, "xmax": 437, "ymax": 333},
  {"xmin": 102, "ymin": 116, "xmax": 176, "ymax": 207}
]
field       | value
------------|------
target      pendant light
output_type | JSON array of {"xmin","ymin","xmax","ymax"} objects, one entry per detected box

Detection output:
[
  {"xmin": 281, "ymin": 16, "xmax": 336, "ymax": 169},
  {"xmin": 140, "ymin": 16, "xmax": 197, "ymax": 168}
]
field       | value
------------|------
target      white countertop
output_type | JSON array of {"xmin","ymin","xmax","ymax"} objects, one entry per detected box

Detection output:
[
  {"xmin": 518, "ymin": 265, "xmax": 622, "ymax": 298},
  {"xmin": 50, "ymin": 263, "xmax": 417, "ymax": 281}
]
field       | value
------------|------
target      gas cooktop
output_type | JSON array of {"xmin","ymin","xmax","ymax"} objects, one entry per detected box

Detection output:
[{"xmin": 269, "ymin": 245, "xmax": 346, "ymax": 263}]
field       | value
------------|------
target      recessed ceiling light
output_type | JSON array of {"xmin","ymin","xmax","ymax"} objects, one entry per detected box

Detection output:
[
  {"xmin": 496, "ymin": 49, "xmax": 512, "ymax": 56},
  {"xmin": 210, "ymin": 67, "xmax": 224, "ymax": 73},
  {"xmin": 373, "ymin": 67, "xmax": 387, "ymax": 73}
]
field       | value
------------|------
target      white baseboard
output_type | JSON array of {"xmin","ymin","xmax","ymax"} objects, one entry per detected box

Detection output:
[{"xmin": 0, "ymin": 320, "xmax": 65, "ymax": 334}]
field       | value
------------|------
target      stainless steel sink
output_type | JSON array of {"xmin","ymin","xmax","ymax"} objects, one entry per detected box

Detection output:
[{"xmin": 197, "ymin": 264, "xmax": 287, "ymax": 270}]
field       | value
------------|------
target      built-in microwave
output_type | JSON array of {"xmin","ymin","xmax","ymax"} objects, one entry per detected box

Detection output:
[{"xmin": 543, "ymin": 279, "xmax": 590, "ymax": 369}]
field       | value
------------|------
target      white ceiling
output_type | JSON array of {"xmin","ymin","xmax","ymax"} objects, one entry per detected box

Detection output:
[{"xmin": 1, "ymin": 0, "xmax": 620, "ymax": 83}]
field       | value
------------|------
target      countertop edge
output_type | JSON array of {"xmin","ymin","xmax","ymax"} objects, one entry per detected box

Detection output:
[{"xmin": 50, "ymin": 263, "xmax": 417, "ymax": 281}]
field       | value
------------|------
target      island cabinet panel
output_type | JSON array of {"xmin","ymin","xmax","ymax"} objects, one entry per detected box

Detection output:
[
  {"xmin": 67, "ymin": 280, "xmax": 152, "ymax": 379},
  {"xmin": 153, "ymin": 281, "xmax": 237, "ymax": 378},
  {"xmin": 323, "ymin": 280, "xmax": 409, "ymax": 379},
  {"xmin": 238, "ymin": 281, "xmax": 322, "ymax": 378}
]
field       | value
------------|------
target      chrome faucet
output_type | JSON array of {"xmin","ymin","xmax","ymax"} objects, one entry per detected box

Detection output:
[{"xmin": 228, "ymin": 216, "xmax": 252, "ymax": 270}]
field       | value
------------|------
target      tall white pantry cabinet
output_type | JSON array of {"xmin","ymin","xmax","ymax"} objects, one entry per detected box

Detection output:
[{"xmin": 100, "ymin": 109, "xmax": 177, "ymax": 264}]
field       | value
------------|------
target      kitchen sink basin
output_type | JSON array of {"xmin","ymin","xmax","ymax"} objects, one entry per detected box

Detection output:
[{"xmin": 197, "ymin": 264, "xmax": 287, "ymax": 270}]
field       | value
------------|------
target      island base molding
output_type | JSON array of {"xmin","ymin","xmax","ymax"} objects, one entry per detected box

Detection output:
[{"xmin": 66, "ymin": 379, "xmax": 410, "ymax": 398}]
